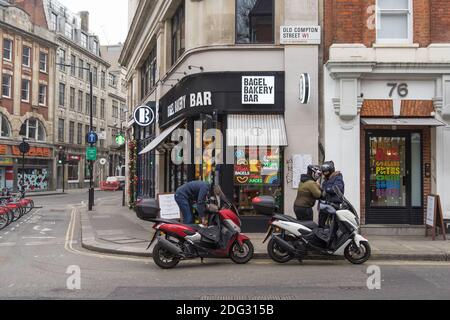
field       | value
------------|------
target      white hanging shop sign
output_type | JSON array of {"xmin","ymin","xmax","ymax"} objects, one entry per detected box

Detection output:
[{"xmin": 280, "ymin": 26, "xmax": 321, "ymax": 45}]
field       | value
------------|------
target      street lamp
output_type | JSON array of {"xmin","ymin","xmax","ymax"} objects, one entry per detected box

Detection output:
[
  {"xmin": 58, "ymin": 146, "xmax": 67, "ymax": 193},
  {"xmin": 57, "ymin": 62, "xmax": 95, "ymax": 211}
]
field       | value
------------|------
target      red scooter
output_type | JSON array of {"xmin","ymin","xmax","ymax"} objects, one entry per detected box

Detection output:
[{"xmin": 147, "ymin": 196, "xmax": 254, "ymax": 269}]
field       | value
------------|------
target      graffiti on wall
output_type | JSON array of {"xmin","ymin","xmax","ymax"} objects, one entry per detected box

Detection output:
[{"xmin": 17, "ymin": 169, "xmax": 49, "ymax": 191}]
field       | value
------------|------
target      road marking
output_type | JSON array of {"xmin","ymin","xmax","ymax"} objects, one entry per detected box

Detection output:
[
  {"xmin": 8, "ymin": 284, "xmax": 14, "ymax": 288},
  {"xmin": 22, "ymin": 237, "xmax": 56, "ymax": 240},
  {"xmin": 64, "ymin": 207, "xmax": 147, "ymax": 263},
  {"xmin": 0, "ymin": 243, "xmax": 16, "ymax": 247}
]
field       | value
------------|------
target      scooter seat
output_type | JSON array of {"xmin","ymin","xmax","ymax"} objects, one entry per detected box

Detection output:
[
  {"xmin": 301, "ymin": 221, "xmax": 319, "ymax": 230},
  {"xmin": 273, "ymin": 214, "xmax": 318, "ymax": 230}
]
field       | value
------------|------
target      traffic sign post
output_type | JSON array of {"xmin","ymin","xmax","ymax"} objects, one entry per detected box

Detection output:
[
  {"xmin": 86, "ymin": 131, "xmax": 98, "ymax": 145},
  {"xmin": 86, "ymin": 147, "xmax": 97, "ymax": 161}
]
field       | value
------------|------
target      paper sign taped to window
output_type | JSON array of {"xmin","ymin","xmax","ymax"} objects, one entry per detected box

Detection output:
[{"xmin": 293, "ymin": 154, "xmax": 313, "ymax": 189}]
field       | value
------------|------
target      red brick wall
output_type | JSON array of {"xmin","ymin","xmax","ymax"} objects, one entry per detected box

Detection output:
[
  {"xmin": 12, "ymin": 0, "xmax": 48, "ymax": 29},
  {"xmin": 430, "ymin": 0, "xmax": 450, "ymax": 43},
  {"xmin": 324, "ymin": 0, "xmax": 450, "ymax": 63},
  {"xmin": 414, "ymin": 0, "xmax": 431, "ymax": 46},
  {"xmin": 360, "ymin": 126, "xmax": 431, "ymax": 225}
]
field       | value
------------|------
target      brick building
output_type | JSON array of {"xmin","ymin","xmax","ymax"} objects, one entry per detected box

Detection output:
[
  {"xmin": 0, "ymin": 1, "xmax": 57, "ymax": 192},
  {"xmin": 323, "ymin": 0, "xmax": 450, "ymax": 233}
]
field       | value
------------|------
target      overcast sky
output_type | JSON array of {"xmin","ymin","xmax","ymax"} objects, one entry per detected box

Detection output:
[{"xmin": 58, "ymin": 0, "xmax": 129, "ymax": 45}]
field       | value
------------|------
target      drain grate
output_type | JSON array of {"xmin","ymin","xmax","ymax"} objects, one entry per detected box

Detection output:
[{"xmin": 201, "ymin": 295, "xmax": 297, "ymax": 301}]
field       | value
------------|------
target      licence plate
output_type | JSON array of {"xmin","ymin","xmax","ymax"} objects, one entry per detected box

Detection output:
[{"xmin": 262, "ymin": 226, "xmax": 273, "ymax": 244}]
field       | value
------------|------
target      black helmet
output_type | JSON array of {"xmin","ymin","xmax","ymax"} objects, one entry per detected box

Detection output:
[
  {"xmin": 321, "ymin": 161, "xmax": 336, "ymax": 176},
  {"xmin": 307, "ymin": 165, "xmax": 322, "ymax": 181}
]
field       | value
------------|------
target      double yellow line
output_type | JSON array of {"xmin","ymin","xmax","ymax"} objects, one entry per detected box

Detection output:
[{"xmin": 64, "ymin": 206, "xmax": 148, "ymax": 263}]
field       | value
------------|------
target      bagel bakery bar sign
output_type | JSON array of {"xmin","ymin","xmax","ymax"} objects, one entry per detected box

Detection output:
[{"xmin": 242, "ymin": 76, "xmax": 275, "ymax": 105}]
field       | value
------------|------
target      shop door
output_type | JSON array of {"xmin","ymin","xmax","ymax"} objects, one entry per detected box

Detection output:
[{"xmin": 366, "ymin": 131, "xmax": 423, "ymax": 225}]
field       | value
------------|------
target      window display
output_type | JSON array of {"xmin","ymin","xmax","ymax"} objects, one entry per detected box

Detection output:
[
  {"xmin": 233, "ymin": 147, "xmax": 282, "ymax": 216},
  {"xmin": 368, "ymin": 136, "xmax": 406, "ymax": 207}
]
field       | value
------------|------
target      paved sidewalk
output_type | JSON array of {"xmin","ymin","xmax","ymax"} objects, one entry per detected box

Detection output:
[{"xmin": 79, "ymin": 196, "xmax": 450, "ymax": 261}]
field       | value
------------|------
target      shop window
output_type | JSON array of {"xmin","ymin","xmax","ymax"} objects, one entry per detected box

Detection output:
[
  {"xmin": 0, "ymin": 113, "xmax": 11, "ymax": 138},
  {"xmin": 68, "ymin": 162, "xmax": 79, "ymax": 181},
  {"xmin": 368, "ymin": 136, "xmax": 407, "ymax": 207},
  {"xmin": 376, "ymin": 0, "xmax": 412, "ymax": 43},
  {"xmin": 233, "ymin": 147, "xmax": 282, "ymax": 216},
  {"xmin": 20, "ymin": 118, "xmax": 46, "ymax": 142},
  {"xmin": 171, "ymin": 2, "xmax": 185, "ymax": 65},
  {"xmin": 17, "ymin": 168, "xmax": 49, "ymax": 192},
  {"xmin": 236, "ymin": 0, "xmax": 274, "ymax": 44}
]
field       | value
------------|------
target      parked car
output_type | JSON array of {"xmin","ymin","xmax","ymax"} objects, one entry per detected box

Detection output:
[
  {"xmin": 134, "ymin": 196, "xmax": 160, "ymax": 221},
  {"xmin": 101, "ymin": 176, "xmax": 125, "ymax": 191}
]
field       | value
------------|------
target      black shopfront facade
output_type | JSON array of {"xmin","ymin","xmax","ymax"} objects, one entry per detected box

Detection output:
[{"xmin": 153, "ymin": 72, "xmax": 286, "ymax": 232}]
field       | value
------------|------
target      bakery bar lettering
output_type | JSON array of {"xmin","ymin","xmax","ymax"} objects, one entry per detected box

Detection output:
[{"xmin": 242, "ymin": 76, "xmax": 275, "ymax": 105}]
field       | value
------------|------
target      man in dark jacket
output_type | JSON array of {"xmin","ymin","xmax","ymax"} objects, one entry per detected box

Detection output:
[
  {"xmin": 175, "ymin": 181, "xmax": 221, "ymax": 225},
  {"xmin": 294, "ymin": 165, "xmax": 323, "ymax": 221},
  {"xmin": 320, "ymin": 161, "xmax": 345, "ymax": 227}
]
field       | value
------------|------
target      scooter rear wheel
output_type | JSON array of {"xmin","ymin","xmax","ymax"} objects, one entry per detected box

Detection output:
[
  {"xmin": 267, "ymin": 238, "xmax": 293, "ymax": 264},
  {"xmin": 152, "ymin": 242, "xmax": 180, "ymax": 269}
]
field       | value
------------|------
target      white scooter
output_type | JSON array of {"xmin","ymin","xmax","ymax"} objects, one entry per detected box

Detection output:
[{"xmin": 253, "ymin": 186, "xmax": 371, "ymax": 265}]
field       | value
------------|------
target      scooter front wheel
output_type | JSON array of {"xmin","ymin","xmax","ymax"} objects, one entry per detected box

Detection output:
[
  {"xmin": 267, "ymin": 238, "xmax": 293, "ymax": 264},
  {"xmin": 229, "ymin": 240, "xmax": 254, "ymax": 264},
  {"xmin": 344, "ymin": 241, "xmax": 371, "ymax": 265},
  {"xmin": 152, "ymin": 242, "xmax": 181, "ymax": 269}
]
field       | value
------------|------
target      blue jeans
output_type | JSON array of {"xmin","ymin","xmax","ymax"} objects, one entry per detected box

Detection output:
[{"xmin": 175, "ymin": 194, "xmax": 193, "ymax": 224}]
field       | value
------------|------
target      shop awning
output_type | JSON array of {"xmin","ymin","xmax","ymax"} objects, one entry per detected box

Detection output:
[
  {"xmin": 361, "ymin": 118, "xmax": 447, "ymax": 127},
  {"xmin": 139, "ymin": 120, "xmax": 184, "ymax": 155},
  {"xmin": 227, "ymin": 115, "xmax": 288, "ymax": 147}
]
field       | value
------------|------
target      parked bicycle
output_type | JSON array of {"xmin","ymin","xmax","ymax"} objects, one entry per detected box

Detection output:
[{"xmin": 0, "ymin": 190, "xmax": 35, "ymax": 231}]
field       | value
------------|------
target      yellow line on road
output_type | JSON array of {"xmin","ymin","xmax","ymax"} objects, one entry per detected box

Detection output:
[{"xmin": 64, "ymin": 207, "xmax": 149, "ymax": 263}]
